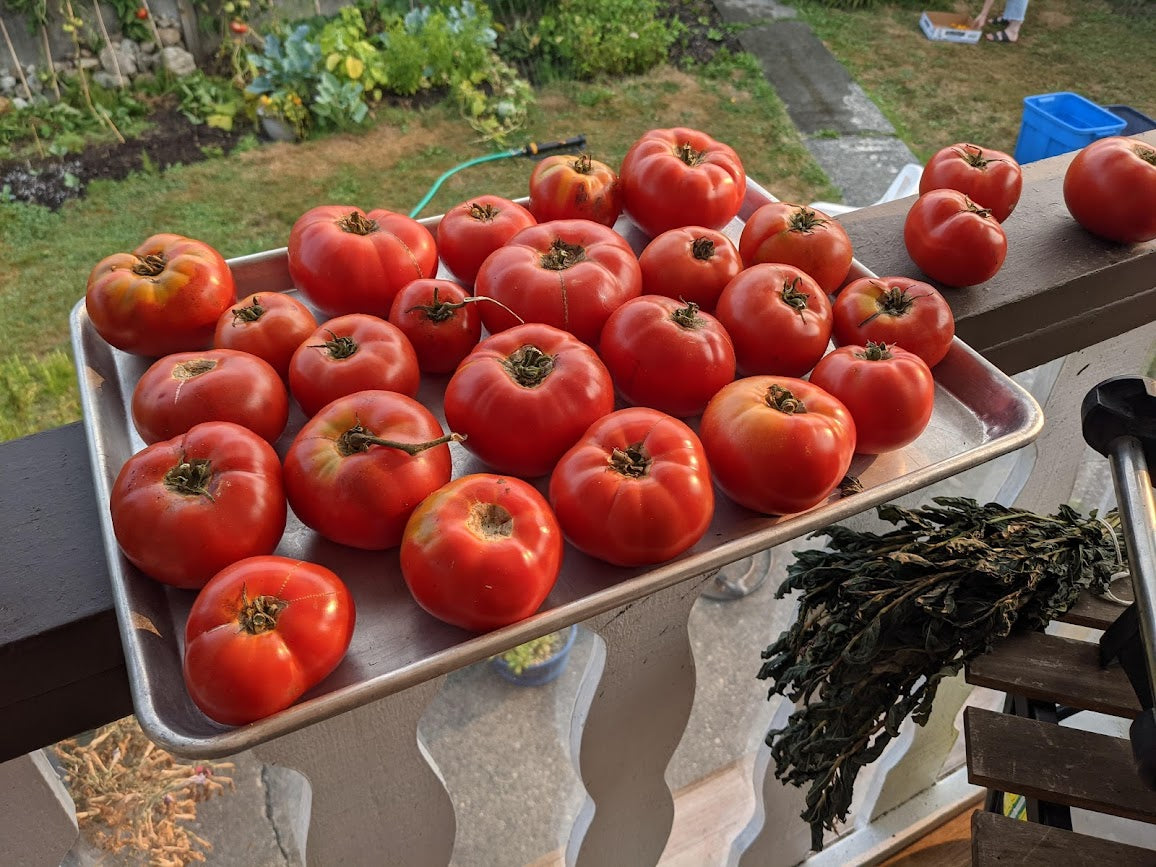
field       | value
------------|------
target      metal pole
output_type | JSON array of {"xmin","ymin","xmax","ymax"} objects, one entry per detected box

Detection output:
[{"xmin": 1107, "ymin": 435, "xmax": 1156, "ymax": 705}]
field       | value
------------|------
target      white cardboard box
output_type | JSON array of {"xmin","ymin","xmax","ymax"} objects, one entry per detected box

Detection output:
[{"xmin": 920, "ymin": 11, "xmax": 982, "ymax": 44}]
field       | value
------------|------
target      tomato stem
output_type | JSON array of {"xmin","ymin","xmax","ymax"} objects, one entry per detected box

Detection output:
[
  {"xmin": 338, "ymin": 211, "xmax": 380, "ymax": 235},
  {"xmin": 780, "ymin": 277, "xmax": 811, "ymax": 320},
  {"xmin": 609, "ymin": 442, "xmax": 651, "ymax": 478},
  {"xmin": 132, "ymin": 252, "xmax": 167, "ymax": 276},
  {"xmin": 231, "ymin": 297, "xmax": 267, "ymax": 324},
  {"xmin": 963, "ymin": 198, "xmax": 994, "ymax": 219},
  {"xmin": 671, "ymin": 300, "xmax": 705, "ymax": 329},
  {"xmin": 503, "ymin": 345, "xmax": 556, "ymax": 387},
  {"xmin": 952, "ymin": 143, "xmax": 998, "ymax": 169},
  {"xmin": 1136, "ymin": 143, "xmax": 1156, "ymax": 167},
  {"xmin": 691, "ymin": 236, "xmax": 717, "ymax": 260},
  {"xmin": 674, "ymin": 142, "xmax": 705, "ymax": 166},
  {"xmin": 856, "ymin": 341, "xmax": 894, "ymax": 361},
  {"xmin": 310, "ymin": 330, "xmax": 358, "ymax": 360},
  {"xmin": 163, "ymin": 456, "xmax": 215, "ymax": 499},
  {"xmin": 573, "ymin": 152, "xmax": 593, "ymax": 174},
  {"xmin": 540, "ymin": 238, "xmax": 586, "ymax": 271},
  {"xmin": 238, "ymin": 587, "xmax": 288, "ymax": 635},
  {"xmin": 337, "ymin": 424, "xmax": 464, "ymax": 457},
  {"xmin": 468, "ymin": 202, "xmax": 501, "ymax": 222},
  {"xmin": 406, "ymin": 286, "xmax": 462, "ymax": 323},
  {"xmin": 765, "ymin": 384, "xmax": 808, "ymax": 415},
  {"xmin": 787, "ymin": 207, "xmax": 828, "ymax": 234}
]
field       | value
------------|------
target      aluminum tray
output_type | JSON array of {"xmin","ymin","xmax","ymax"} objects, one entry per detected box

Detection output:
[{"xmin": 71, "ymin": 180, "xmax": 1043, "ymax": 757}]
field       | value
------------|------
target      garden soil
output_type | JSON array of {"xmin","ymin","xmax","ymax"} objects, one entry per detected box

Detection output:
[{"xmin": 0, "ymin": 0, "xmax": 739, "ymax": 211}]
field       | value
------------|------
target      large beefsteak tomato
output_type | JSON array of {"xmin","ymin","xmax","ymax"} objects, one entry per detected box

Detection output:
[
  {"xmin": 283, "ymin": 390, "xmax": 457, "ymax": 550},
  {"xmin": 213, "ymin": 292, "xmax": 317, "ymax": 378},
  {"xmin": 473, "ymin": 219, "xmax": 642, "ymax": 346},
  {"xmin": 831, "ymin": 276, "xmax": 955, "ymax": 368},
  {"xmin": 637, "ymin": 226, "xmax": 742, "ymax": 312},
  {"xmin": 1063, "ymin": 137, "xmax": 1156, "ymax": 244},
  {"xmin": 435, "ymin": 195, "xmax": 536, "ymax": 286},
  {"xmin": 528, "ymin": 152, "xmax": 623, "ymax": 227},
  {"xmin": 443, "ymin": 323, "xmax": 615, "ymax": 477},
  {"xmin": 548, "ymin": 408, "xmax": 714, "ymax": 566},
  {"xmin": 738, "ymin": 202, "xmax": 853, "ymax": 294},
  {"xmin": 699, "ymin": 377, "xmax": 856, "ymax": 515},
  {"xmin": 183, "ymin": 556, "xmax": 356, "ymax": 726},
  {"xmin": 401, "ymin": 474, "xmax": 563, "ymax": 632},
  {"xmin": 110, "ymin": 421, "xmax": 286, "ymax": 589},
  {"xmin": 619, "ymin": 127, "xmax": 746, "ymax": 237},
  {"xmin": 85, "ymin": 233, "xmax": 235, "ymax": 357},
  {"xmin": 919, "ymin": 143, "xmax": 1022, "ymax": 223},
  {"xmin": 903, "ymin": 189, "xmax": 1007, "ymax": 287},
  {"xmin": 288, "ymin": 206, "xmax": 437, "ymax": 318}
]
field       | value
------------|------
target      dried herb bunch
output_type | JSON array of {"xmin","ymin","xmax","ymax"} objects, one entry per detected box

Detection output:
[
  {"xmin": 759, "ymin": 496, "xmax": 1124, "ymax": 851},
  {"xmin": 54, "ymin": 716, "xmax": 234, "ymax": 866}
]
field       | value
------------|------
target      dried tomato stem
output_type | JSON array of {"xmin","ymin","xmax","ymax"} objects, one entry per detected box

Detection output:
[
  {"xmin": 766, "ymin": 384, "xmax": 808, "ymax": 414},
  {"xmin": 780, "ymin": 278, "xmax": 811, "ymax": 319},
  {"xmin": 540, "ymin": 239, "xmax": 586, "ymax": 271},
  {"xmin": 407, "ymin": 286, "xmax": 465, "ymax": 323},
  {"xmin": 675, "ymin": 142, "xmax": 705, "ymax": 166},
  {"xmin": 573, "ymin": 152, "xmax": 594, "ymax": 173},
  {"xmin": 468, "ymin": 202, "xmax": 501, "ymax": 222},
  {"xmin": 310, "ymin": 330, "xmax": 358, "ymax": 360},
  {"xmin": 337, "ymin": 424, "xmax": 464, "ymax": 457},
  {"xmin": 609, "ymin": 443, "xmax": 651, "ymax": 478},
  {"xmin": 338, "ymin": 211, "xmax": 379, "ymax": 235},
  {"xmin": 856, "ymin": 341, "xmax": 894, "ymax": 361},
  {"xmin": 671, "ymin": 301, "xmax": 705, "ymax": 329},
  {"xmin": 503, "ymin": 345, "xmax": 556, "ymax": 387},
  {"xmin": 691, "ymin": 236, "xmax": 717, "ymax": 260},
  {"xmin": 132, "ymin": 253, "xmax": 166, "ymax": 276},
  {"xmin": 238, "ymin": 590, "xmax": 288, "ymax": 635},
  {"xmin": 163, "ymin": 457, "xmax": 214, "ymax": 498},
  {"xmin": 788, "ymin": 208, "xmax": 828, "ymax": 234},
  {"xmin": 232, "ymin": 298, "xmax": 267, "ymax": 323}
]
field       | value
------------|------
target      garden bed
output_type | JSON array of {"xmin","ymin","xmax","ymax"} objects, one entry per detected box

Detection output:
[{"xmin": 0, "ymin": 0, "xmax": 740, "ymax": 211}]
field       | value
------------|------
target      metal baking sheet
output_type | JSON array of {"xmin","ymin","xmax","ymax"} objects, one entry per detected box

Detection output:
[{"xmin": 71, "ymin": 179, "xmax": 1043, "ymax": 757}]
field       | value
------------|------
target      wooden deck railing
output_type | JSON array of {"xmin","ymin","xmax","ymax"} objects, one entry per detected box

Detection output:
[{"xmin": 2, "ymin": 131, "xmax": 1154, "ymax": 866}]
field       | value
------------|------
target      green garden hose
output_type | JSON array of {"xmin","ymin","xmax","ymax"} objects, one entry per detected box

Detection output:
[{"xmin": 408, "ymin": 135, "xmax": 587, "ymax": 219}]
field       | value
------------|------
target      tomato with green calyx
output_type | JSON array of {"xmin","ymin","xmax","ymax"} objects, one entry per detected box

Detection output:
[
  {"xmin": 528, "ymin": 152, "xmax": 623, "ymax": 227},
  {"xmin": 183, "ymin": 556, "xmax": 355, "ymax": 726},
  {"xmin": 831, "ymin": 276, "xmax": 954, "ymax": 368}
]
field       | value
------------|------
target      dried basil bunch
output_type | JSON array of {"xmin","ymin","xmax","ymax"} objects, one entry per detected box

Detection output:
[{"xmin": 759, "ymin": 496, "xmax": 1124, "ymax": 851}]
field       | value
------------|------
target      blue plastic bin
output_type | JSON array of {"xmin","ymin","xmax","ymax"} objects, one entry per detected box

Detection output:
[{"xmin": 1013, "ymin": 92, "xmax": 1126, "ymax": 164}]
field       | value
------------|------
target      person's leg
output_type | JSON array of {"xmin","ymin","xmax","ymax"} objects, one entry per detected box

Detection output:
[{"xmin": 990, "ymin": 0, "xmax": 1028, "ymax": 41}]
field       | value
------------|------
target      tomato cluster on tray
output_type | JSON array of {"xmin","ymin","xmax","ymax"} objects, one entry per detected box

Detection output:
[{"xmin": 85, "ymin": 126, "xmax": 961, "ymax": 728}]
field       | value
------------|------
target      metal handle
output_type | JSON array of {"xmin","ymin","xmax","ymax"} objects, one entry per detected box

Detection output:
[{"xmin": 1107, "ymin": 436, "xmax": 1156, "ymax": 705}]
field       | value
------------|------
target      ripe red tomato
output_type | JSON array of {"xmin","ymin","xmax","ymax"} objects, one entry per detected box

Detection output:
[
  {"xmin": 738, "ymin": 202, "xmax": 853, "ymax": 293},
  {"xmin": 110, "ymin": 421, "xmax": 286, "ymax": 589},
  {"xmin": 473, "ymin": 219, "xmax": 642, "ymax": 346},
  {"xmin": 1063, "ymin": 137, "xmax": 1156, "ymax": 244},
  {"xmin": 135, "ymin": 7, "xmax": 148, "ymax": 20},
  {"xmin": 699, "ymin": 377, "xmax": 856, "ymax": 515},
  {"xmin": 387, "ymin": 278, "xmax": 481, "ymax": 374},
  {"xmin": 548, "ymin": 408, "xmax": 714, "ymax": 566},
  {"xmin": 213, "ymin": 292, "xmax": 317, "ymax": 378},
  {"xmin": 132, "ymin": 348, "xmax": 289, "ymax": 445},
  {"xmin": 619, "ymin": 127, "xmax": 746, "ymax": 237},
  {"xmin": 903, "ymin": 189, "xmax": 1007, "ymax": 287},
  {"xmin": 715, "ymin": 263, "xmax": 832, "ymax": 377},
  {"xmin": 831, "ymin": 276, "xmax": 955, "ymax": 368},
  {"xmin": 229, "ymin": 19, "xmax": 249, "ymax": 34},
  {"xmin": 919, "ymin": 142, "xmax": 1023, "ymax": 223},
  {"xmin": 443, "ymin": 323, "xmax": 615, "ymax": 477},
  {"xmin": 288, "ymin": 313, "xmax": 420, "ymax": 417},
  {"xmin": 401, "ymin": 474, "xmax": 563, "ymax": 632},
  {"xmin": 287, "ymin": 205, "xmax": 437, "ymax": 318},
  {"xmin": 637, "ymin": 226, "xmax": 742, "ymax": 312},
  {"xmin": 85, "ymin": 233, "xmax": 235, "ymax": 357},
  {"xmin": 528, "ymin": 152, "xmax": 623, "ymax": 227},
  {"xmin": 183, "ymin": 555, "xmax": 355, "ymax": 726},
  {"xmin": 808, "ymin": 342, "xmax": 935, "ymax": 454},
  {"xmin": 435, "ymin": 195, "xmax": 536, "ymax": 286},
  {"xmin": 283, "ymin": 390, "xmax": 456, "ymax": 550},
  {"xmin": 598, "ymin": 296, "xmax": 735, "ymax": 417}
]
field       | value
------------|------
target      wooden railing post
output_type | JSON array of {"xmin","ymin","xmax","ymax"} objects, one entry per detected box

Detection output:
[
  {"xmin": 251, "ymin": 678, "xmax": 454, "ymax": 866},
  {"xmin": 566, "ymin": 574, "xmax": 710, "ymax": 866},
  {"xmin": 0, "ymin": 750, "xmax": 78, "ymax": 866}
]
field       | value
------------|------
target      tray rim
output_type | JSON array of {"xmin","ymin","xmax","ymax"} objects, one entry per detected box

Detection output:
[{"xmin": 70, "ymin": 181, "xmax": 1044, "ymax": 757}]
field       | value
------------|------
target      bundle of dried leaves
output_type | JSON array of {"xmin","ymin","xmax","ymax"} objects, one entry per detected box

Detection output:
[
  {"xmin": 759, "ymin": 496, "xmax": 1124, "ymax": 851},
  {"xmin": 54, "ymin": 717, "xmax": 234, "ymax": 866}
]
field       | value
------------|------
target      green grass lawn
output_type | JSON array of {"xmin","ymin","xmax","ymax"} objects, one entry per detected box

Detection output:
[
  {"xmin": 0, "ymin": 54, "xmax": 836, "ymax": 442},
  {"xmin": 794, "ymin": 0, "xmax": 1156, "ymax": 161}
]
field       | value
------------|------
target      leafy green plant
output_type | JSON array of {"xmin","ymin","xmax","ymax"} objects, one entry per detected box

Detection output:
[
  {"xmin": 176, "ymin": 72, "xmax": 246, "ymax": 131},
  {"xmin": 537, "ymin": 0, "xmax": 683, "ymax": 79},
  {"xmin": 310, "ymin": 72, "xmax": 370, "ymax": 131},
  {"xmin": 105, "ymin": 0, "xmax": 152, "ymax": 42},
  {"xmin": 496, "ymin": 630, "xmax": 567, "ymax": 675},
  {"xmin": 318, "ymin": 7, "xmax": 389, "ymax": 98}
]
